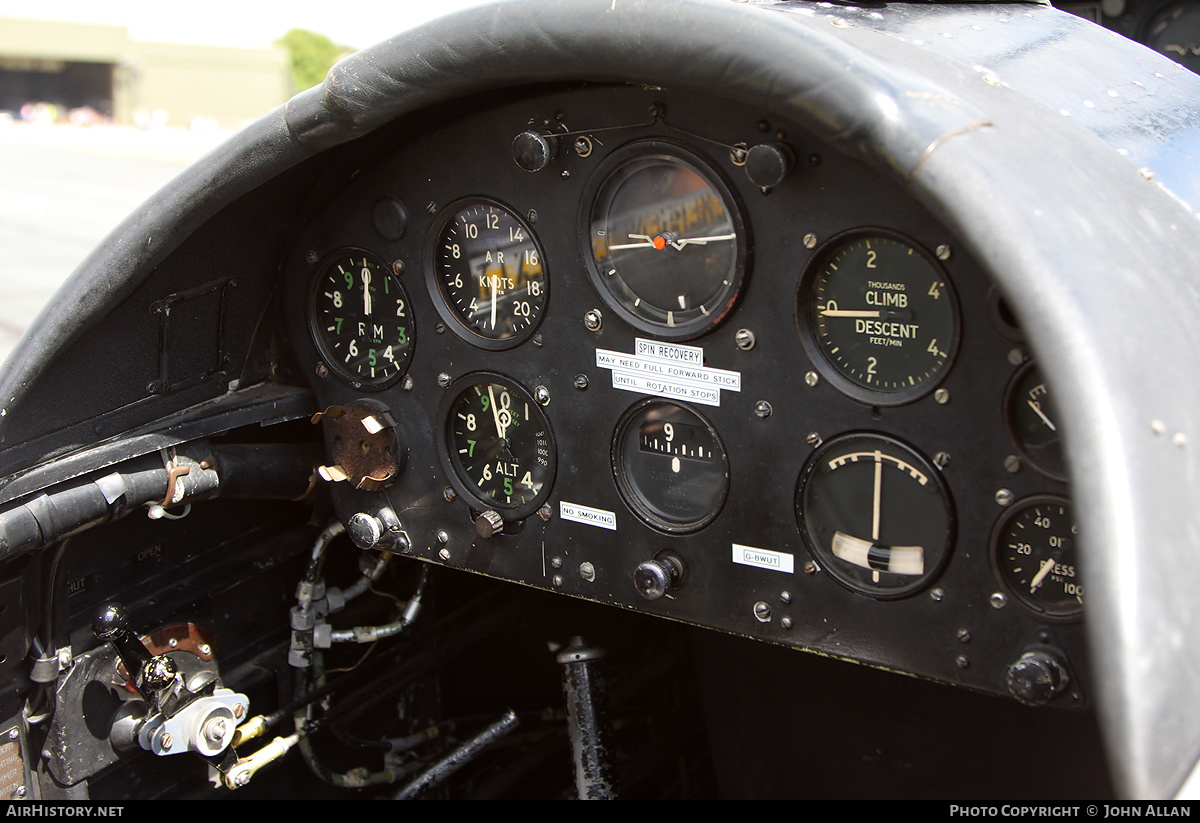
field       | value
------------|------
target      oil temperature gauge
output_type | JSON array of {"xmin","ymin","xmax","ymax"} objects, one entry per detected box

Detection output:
[
  {"xmin": 796, "ymin": 433, "xmax": 953, "ymax": 598},
  {"xmin": 991, "ymin": 496, "xmax": 1082, "ymax": 619}
]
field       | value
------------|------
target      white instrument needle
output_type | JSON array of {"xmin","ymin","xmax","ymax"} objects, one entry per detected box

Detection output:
[
  {"xmin": 488, "ymin": 385, "xmax": 505, "ymax": 440},
  {"xmin": 362, "ymin": 269, "xmax": 372, "ymax": 316},
  {"xmin": 490, "ymin": 272, "xmax": 498, "ymax": 330},
  {"xmin": 1027, "ymin": 400, "xmax": 1057, "ymax": 431},
  {"xmin": 1030, "ymin": 556, "xmax": 1057, "ymax": 592}
]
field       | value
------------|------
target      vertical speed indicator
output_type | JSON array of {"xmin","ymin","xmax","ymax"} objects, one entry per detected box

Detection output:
[{"xmin": 799, "ymin": 232, "xmax": 960, "ymax": 405}]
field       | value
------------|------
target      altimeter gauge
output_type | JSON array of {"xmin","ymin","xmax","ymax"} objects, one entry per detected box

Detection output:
[
  {"xmin": 428, "ymin": 199, "xmax": 547, "ymax": 350},
  {"xmin": 799, "ymin": 231, "xmax": 959, "ymax": 405},
  {"xmin": 309, "ymin": 249, "xmax": 414, "ymax": 389},
  {"xmin": 796, "ymin": 433, "xmax": 954, "ymax": 598},
  {"xmin": 439, "ymin": 374, "xmax": 556, "ymax": 520}
]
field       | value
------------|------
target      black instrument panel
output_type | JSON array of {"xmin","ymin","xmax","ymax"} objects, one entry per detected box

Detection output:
[{"xmin": 284, "ymin": 83, "xmax": 1084, "ymax": 706}]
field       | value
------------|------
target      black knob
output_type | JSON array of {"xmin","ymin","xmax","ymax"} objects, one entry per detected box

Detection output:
[
  {"xmin": 745, "ymin": 143, "xmax": 795, "ymax": 188},
  {"xmin": 347, "ymin": 512, "xmax": 385, "ymax": 549},
  {"xmin": 93, "ymin": 601, "xmax": 130, "ymax": 641},
  {"xmin": 1005, "ymin": 651, "xmax": 1069, "ymax": 706},
  {"xmin": 633, "ymin": 554, "xmax": 684, "ymax": 601},
  {"xmin": 512, "ymin": 131, "xmax": 557, "ymax": 173}
]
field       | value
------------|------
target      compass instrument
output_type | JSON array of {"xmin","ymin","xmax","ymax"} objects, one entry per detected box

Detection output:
[{"xmin": 612, "ymin": 399, "xmax": 729, "ymax": 533}]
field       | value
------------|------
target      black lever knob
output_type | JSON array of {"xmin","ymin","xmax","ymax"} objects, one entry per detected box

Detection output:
[
  {"xmin": 633, "ymin": 554, "xmax": 684, "ymax": 601},
  {"xmin": 93, "ymin": 601, "xmax": 176, "ymax": 698}
]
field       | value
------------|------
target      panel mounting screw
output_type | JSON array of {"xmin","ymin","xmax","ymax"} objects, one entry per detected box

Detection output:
[
  {"xmin": 392, "ymin": 260, "xmax": 404, "ymax": 276},
  {"xmin": 538, "ymin": 504, "xmax": 553, "ymax": 521},
  {"xmin": 305, "ymin": 250, "xmax": 318, "ymax": 264},
  {"xmin": 804, "ymin": 371, "xmax": 819, "ymax": 387},
  {"xmin": 533, "ymin": 334, "xmax": 544, "ymax": 347},
  {"xmin": 574, "ymin": 136, "xmax": 593, "ymax": 157},
  {"xmin": 552, "ymin": 574, "xmax": 564, "ymax": 588},
  {"xmin": 315, "ymin": 363, "xmax": 328, "ymax": 379},
  {"xmin": 754, "ymin": 400, "xmax": 773, "ymax": 419},
  {"xmin": 436, "ymin": 530, "xmax": 449, "ymax": 544},
  {"xmin": 437, "ymin": 372, "xmax": 451, "ymax": 388},
  {"xmin": 753, "ymin": 602, "xmax": 771, "ymax": 622},
  {"xmin": 780, "ymin": 591, "xmax": 792, "ymax": 604},
  {"xmin": 426, "ymin": 202, "xmax": 437, "ymax": 214},
  {"xmin": 551, "ymin": 556, "xmax": 563, "ymax": 569},
  {"xmin": 730, "ymin": 143, "xmax": 749, "ymax": 165},
  {"xmin": 735, "ymin": 328, "xmax": 756, "ymax": 350},
  {"xmin": 584, "ymin": 309, "xmax": 603, "ymax": 332},
  {"xmin": 956, "ymin": 655, "xmax": 970, "ymax": 669},
  {"xmin": 934, "ymin": 452, "xmax": 950, "ymax": 469},
  {"xmin": 806, "ymin": 432, "xmax": 822, "ymax": 447},
  {"xmin": 957, "ymin": 629, "xmax": 971, "ymax": 644},
  {"xmin": 527, "ymin": 209, "xmax": 538, "ymax": 224},
  {"xmin": 535, "ymin": 385, "xmax": 551, "ymax": 406},
  {"xmin": 936, "ymin": 244, "xmax": 952, "ymax": 260},
  {"xmin": 1007, "ymin": 348, "xmax": 1026, "ymax": 366},
  {"xmin": 573, "ymin": 374, "xmax": 589, "ymax": 390},
  {"xmin": 804, "ymin": 561, "xmax": 818, "ymax": 575},
  {"xmin": 1004, "ymin": 455, "xmax": 1021, "ymax": 473},
  {"xmin": 995, "ymin": 488, "xmax": 1014, "ymax": 507},
  {"xmin": 780, "ymin": 616, "xmax": 793, "ymax": 630},
  {"xmin": 579, "ymin": 562, "xmax": 595, "ymax": 582},
  {"xmin": 934, "ymin": 388, "xmax": 950, "ymax": 404},
  {"xmin": 930, "ymin": 587, "xmax": 945, "ymax": 602},
  {"xmin": 439, "ymin": 548, "xmax": 451, "ymax": 561},
  {"xmin": 443, "ymin": 487, "xmax": 457, "ymax": 503},
  {"xmin": 402, "ymin": 374, "xmax": 414, "ymax": 391},
  {"xmin": 803, "ymin": 233, "xmax": 818, "ymax": 249}
]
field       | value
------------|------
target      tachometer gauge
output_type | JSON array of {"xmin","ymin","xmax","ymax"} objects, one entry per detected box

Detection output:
[
  {"xmin": 309, "ymin": 250, "xmax": 414, "ymax": 389},
  {"xmin": 585, "ymin": 142, "xmax": 748, "ymax": 340},
  {"xmin": 428, "ymin": 199, "xmax": 547, "ymax": 350},
  {"xmin": 612, "ymin": 399, "xmax": 729, "ymax": 533},
  {"xmin": 796, "ymin": 433, "xmax": 953, "ymax": 598},
  {"xmin": 990, "ymin": 496, "xmax": 1081, "ymax": 620},
  {"xmin": 1003, "ymin": 362, "xmax": 1067, "ymax": 481},
  {"xmin": 799, "ymin": 232, "xmax": 959, "ymax": 405},
  {"xmin": 440, "ymin": 374, "xmax": 556, "ymax": 519}
]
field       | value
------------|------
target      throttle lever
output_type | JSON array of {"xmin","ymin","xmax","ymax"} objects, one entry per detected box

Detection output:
[{"xmin": 93, "ymin": 601, "xmax": 179, "ymax": 701}]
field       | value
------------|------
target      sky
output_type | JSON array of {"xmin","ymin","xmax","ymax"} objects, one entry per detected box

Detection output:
[{"xmin": 0, "ymin": 0, "xmax": 500, "ymax": 51}]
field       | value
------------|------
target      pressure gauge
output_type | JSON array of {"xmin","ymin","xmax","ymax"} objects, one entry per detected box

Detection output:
[
  {"xmin": 796, "ymin": 432, "xmax": 954, "ymax": 598},
  {"xmin": 427, "ymin": 199, "xmax": 547, "ymax": 349},
  {"xmin": 799, "ymin": 231, "xmax": 959, "ymax": 405},
  {"xmin": 991, "ymin": 496, "xmax": 1082, "ymax": 619},
  {"xmin": 439, "ymin": 374, "xmax": 556, "ymax": 519},
  {"xmin": 308, "ymin": 249, "xmax": 414, "ymax": 389},
  {"xmin": 1004, "ymin": 362, "xmax": 1067, "ymax": 481},
  {"xmin": 584, "ymin": 141, "xmax": 748, "ymax": 340}
]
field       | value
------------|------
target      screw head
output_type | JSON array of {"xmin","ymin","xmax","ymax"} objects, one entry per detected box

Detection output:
[
  {"xmin": 729, "ymin": 143, "xmax": 749, "ymax": 165},
  {"xmin": 573, "ymin": 374, "xmax": 589, "ymax": 390},
  {"xmin": 734, "ymin": 328, "xmax": 756, "ymax": 350},
  {"xmin": 436, "ymin": 530, "xmax": 449, "ymax": 544},
  {"xmin": 990, "ymin": 592, "xmax": 1008, "ymax": 609},
  {"xmin": 956, "ymin": 655, "xmax": 970, "ymax": 669},
  {"xmin": 806, "ymin": 432, "xmax": 822, "ymax": 447},
  {"xmin": 439, "ymin": 547, "xmax": 451, "ymax": 561},
  {"xmin": 584, "ymin": 309, "xmax": 603, "ymax": 331},
  {"xmin": 754, "ymin": 400, "xmax": 773, "ymax": 419},
  {"xmin": 957, "ymin": 629, "xmax": 971, "ymax": 644},
  {"xmin": 780, "ymin": 616, "xmax": 793, "ymax": 630},
  {"xmin": 533, "ymin": 334, "xmax": 544, "ymax": 347},
  {"xmin": 392, "ymin": 259, "xmax": 405, "ymax": 276},
  {"xmin": 936, "ymin": 244, "xmax": 952, "ymax": 260},
  {"xmin": 305, "ymin": 250, "xmax": 319, "ymax": 264},
  {"xmin": 1004, "ymin": 455, "xmax": 1021, "ymax": 473},
  {"xmin": 803, "ymin": 233, "xmax": 818, "ymax": 249},
  {"xmin": 160, "ymin": 733, "xmax": 173, "ymax": 750},
  {"xmin": 535, "ymin": 385, "xmax": 551, "ymax": 406},
  {"xmin": 437, "ymin": 372, "xmax": 452, "ymax": 388},
  {"xmin": 443, "ymin": 487, "xmax": 457, "ymax": 503},
  {"xmin": 579, "ymin": 562, "xmax": 595, "ymax": 582},
  {"xmin": 934, "ymin": 388, "xmax": 950, "ymax": 405},
  {"xmin": 552, "ymin": 574, "xmax": 563, "ymax": 588},
  {"xmin": 934, "ymin": 451, "xmax": 950, "ymax": 469},
  {"xmin": 550, "ymin": 556, "xmax": 563, "ymax": 569},
  {"xmin": 804, "ymin": 561, "xmax": 818, "ymax": 575},
  {"xmin": 804, "ymin": 371, "xmax": 819, "ymax": 387},
  {"xmin": 538, "ymin": 504, "xmax": 553, "ymax": 521},
  {"xmin": 574, "ymin": 136, "xmax": 593, "ymax": 157},
  {"xmin": 780, "ymin": 591, "xmax": 792, "ymax": 604},
  {"xmin": 753, "ymin": 602, "xmax": 772, "ymax": 622},
  {"xmin": 527, "ymin": 209, "xmax": 538, "ymax": 224},
  {"xmin": 426, "ymin": 202, "xmax": 437, "ymax": 214},
  {"xmin": 402, "ymin": 374, "xmax": 414, "ymax": 391},
  {"xmin": 930, "ymin": 587, "xmax": 945, "ymax": 602},
  {"xmin": 995, "ymin": 488, "xmax": 1015, "ymax": 507}
]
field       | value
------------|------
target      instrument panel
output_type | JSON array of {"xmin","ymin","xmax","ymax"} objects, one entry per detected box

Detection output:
[{"xmin": 285, "ymin": 83, "xmax": 1084, "ymax": 706}]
